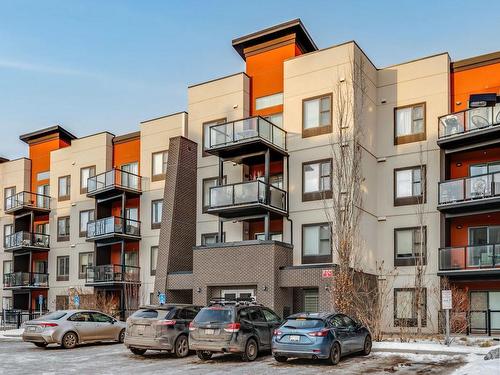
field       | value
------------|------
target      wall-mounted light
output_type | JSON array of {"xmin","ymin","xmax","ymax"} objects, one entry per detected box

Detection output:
[
  {"xmin": 456, "ymin": 225, "xmax": 463, "ymax": 229},
  {"xmin": 381, "ymin": 99, "xmax": 387, "ymax": 104},
  {"xmin": 196, "ymin": 287, "xmax": 202, "ymax": 293},
  {"xmin": 455, "ymin": 101, "xmax": 462, "ymax": 106},
  {"xmin": 456, "ymin": 162, "xmax": 462, "ymax": 167},
  {"xmin": 339, "ymin": 77, "xmax": 345, "ymax": 83},
  {"xmin": 233, "ymin": 104, "xmax": 238, "ymax": 109},
  {"xmin": 262, "ymin": 285, "xmax": 268, "ymax": 291}
]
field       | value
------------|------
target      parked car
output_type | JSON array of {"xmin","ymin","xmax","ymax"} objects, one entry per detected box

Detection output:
[
  {"xmin": 271, "ymin": 312, "xmax": 371, "ymax": 365},
  {"xmin": 125, "ymin": 304, "xmax": 202, "ymax": 357},
  {"xmin": 22, "ymin": 310, "xmax": 126, "ymax": 349},
  {"xmin": 189, "ymin": 299, "xmax": 283, "ymax": 362}
]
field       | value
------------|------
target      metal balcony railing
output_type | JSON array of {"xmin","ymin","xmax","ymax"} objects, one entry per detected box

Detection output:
[
  {"xmin": 87, "ymin": 168, "xmax": 142, "ymax": 195},
  {"xmin": 438, "ymin": 244, "xmax": 500, "ymax": 271},
  {"xmin": 85, "ymin": 264, "xmax": 140, "ymax": 284},
  {"xmin": 3, "ymin": 272, "xmax": 49, "ymax": 288},
  {"xmin": 4, "ymin": 191, "xmax": 50, "ymax": 212},
  {"xmin": 4, "ymin": 232, "xmax": 50, "ymax": 250},
  {"xmin": 438, "ymin": 104, "xmax": 500, "ymax": 139},
  {"xmin": 86, "ymin": 216, "xmax": 141, "ymax": 239},
  {"xmin": 206, "ymin": 116, "xmax": 286, "ymax": 151},
  {"xmin": 438, "ymin": 172, "xmax": 500, "ymax": 205},
  {"xmin": 208, "ymin": 180, "xmax": 287, "ymax": 212}
]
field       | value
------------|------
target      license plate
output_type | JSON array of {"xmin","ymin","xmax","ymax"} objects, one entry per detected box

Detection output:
[
  {"xmin": 28, "ymin": 326, "xmax": 36, "ymax": 332},
  {"xmin": 289, "ymin": 335, "xmax": 300, "ymax": 342},
  {"xmin": 137, "ymin": 326, "xmax": 145, "ymax": 335},
  {"xmin": 205, "ymin": 329, "xmax": 215, "ymax": 335}
]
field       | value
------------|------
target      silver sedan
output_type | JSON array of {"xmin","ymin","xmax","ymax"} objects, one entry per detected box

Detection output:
[{"xmin": 22, "ymin": 310, "xmax": 126, "ymax": 349}]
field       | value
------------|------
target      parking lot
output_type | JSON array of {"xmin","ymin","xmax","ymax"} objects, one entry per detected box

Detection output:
[{"xmin": 0, "ymin": 338, "xmax": 467, "ymax": 375}]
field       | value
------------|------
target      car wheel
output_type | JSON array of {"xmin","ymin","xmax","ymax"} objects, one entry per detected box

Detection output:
[
  {"xmin": 130, "ymin": 348, "xmax": 147, "ymax": 355},
  {"xmin": 274, "ymin": 356, "xmax": 288, "ymax": 363},
  {"xmin": 34, "ymin": 342, "xmax": 48, "ymax": 348},
  {"xmin": 174, "ymin": 335, "xmax": 189, "ymax": 358},
  {"xmin": 118, "ymin": 329, "xmax": 126, "ymax": 343},
  {"xmin": 61, "ymin": 332, "xmax": 78, "ymax": 349},
  {"xmin": 196, "ymin": 350, "xmax": 212, "ymax": 360},
  {"xmin": 241, "ymin": 338, "xmax": 258, "ymax": 362},
  {"xmin": 362, "ymin": 335, "xmax": 372, "ymax": 356},
  {"xmin": 328, "ymin": 342, "xmax": 341, "ymax": 365}
]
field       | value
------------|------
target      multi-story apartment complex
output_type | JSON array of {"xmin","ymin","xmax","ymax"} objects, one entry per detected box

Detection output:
[{"xmin": 1, "ymin": 19, "xmax": 499, "ymax": 333}]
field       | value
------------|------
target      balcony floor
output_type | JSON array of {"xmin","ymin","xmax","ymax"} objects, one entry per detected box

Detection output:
[
  {"xmin": 86, "ymin": 233, "xmax": 141, "ymax": 243},
  {"xmin": 206, "ymin": 202, "xmax": 287, "ymax": 219},
  {"xmin": 86, "ymin": 185, "xmax": 141, "ymax": 199},
  {"xmin": 4, "ymin": 206, "xmax": 51, "ymax": 216},
  {"xmin": 4, "ymin": 245, "xmax": 50, "ymax": 253},
  {"xmin": 438, "ymin": 124, "xmax": 500, "ymax": 152},
  {"xmin": 437, "ymin": 196, "xmax": 500, "ymax": 217}
]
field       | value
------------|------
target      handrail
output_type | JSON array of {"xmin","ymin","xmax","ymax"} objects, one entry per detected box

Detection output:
[{"xmin": 4, "ymin": 191, "xmax": 51, "ymax": 211}]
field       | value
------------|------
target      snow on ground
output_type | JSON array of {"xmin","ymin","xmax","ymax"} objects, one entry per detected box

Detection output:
[
  {"xmin": 373, "ymin": 340, "xmax": 500, "ymax": 355},
  {"xmin": 452, "ymin": 354, "xmax": 500, "ymax": 375},
  {"xmin": 0, "ymin": 328, "xmax": 24, "ymax": 339}
]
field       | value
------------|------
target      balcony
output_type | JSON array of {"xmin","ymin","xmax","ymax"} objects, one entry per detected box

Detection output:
[
  {"xmin": 4, "ymin": 191, "xmax": 50, "ymax": 215},
  {"xmin": 207, "ymin": 180, "xmax": 287, "ymax": 218},
  {"xmin": 204, "ymin": 116, "xmax": 287, "ymax": 160},
  {"xmin": 87, "ymin": 168, "xmax": 142, "ymax": 198},
  {"xmin": 86, "ymin": 216, "xmax": 141, "ymax": 242},
  {"xmin": 437, "ymin": 172, "xmax": 500, "ymax": 215},
  {"xmin": 3, "ymin": 272, "xmax": 49, "ymax": 289},
  {"xmin": 4, "ymin": 232, "xmax": 50, "ymax": 252},
  {"xmin": 438, "ymin": 245, "xmax": 500, "ymax": 277},
  {"xmin": 437, "ymin": 104, "xmax": 500, "ymax": 150},
  {"xmin": 85, "ymin": 264, "xmax": 140, "ymax": 286}
]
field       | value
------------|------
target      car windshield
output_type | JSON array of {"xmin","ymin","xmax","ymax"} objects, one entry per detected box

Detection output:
[
  {"xmin": 131, "ymin": 308, "xmax": 174, "ymax": 319},
  {"xmin": 283, "ymin": 318, "xmax": 325, "ymax": 329},
  {"xmin": 35, "ymin": 311, "xmax": 67, "ymax": 321},
  {"xmin": 194, "ymin": 308, "xmax": 233, "ymax": 323}
]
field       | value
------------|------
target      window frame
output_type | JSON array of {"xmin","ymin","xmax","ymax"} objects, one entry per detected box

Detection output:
[
  {"xmin": 202, "ymin": 118, "xmax": 227, "ymax": 156},
  {"xmin": 78, "ymin": 252, "xmax": 94, "ymax": 280},
  {"xmin": 3, "ymin": 224, "xmax": 13, "ymax": 247},
  {"xmin": 151, "ymin": 199, "xmax": 163, "ymax": 229},
  {"xmin": 56, "ymin": 255, "xmax": 70, "ymax": 281},
  {"xmin": 394, "ymin": 102, "xmax": 426, "ymax": 145},
  {"xmin": 201, "ymin": 232, "xmax": 225, "ymax": 246},
  {"xmin": 79, "ymin": 209, "xmax": 95, "ymax": 237},
  {"xmin": 393, "ymin": 287, "xmax": 427, "ymax": 327},
  {"xmin": 302, "ymin": 93, "xmax": 333, "ymax": 138},
  {"xmin": 151, "ymin": 150, "xmax": 168, "ymax": 181},
  {"xmin": 3, "ymin": 260, "xmax": 13, "ymax": 275},
  {"xmin": 150, "ymin": 245, "xmax": 158, "ymax": 276},
  {"xmin": 80, "ymin": 165, "xmax": 96, "ymax": 194},
  {"xmin": 301, "ymin": 222, "xmax": 332, "ymax": 264},
  {"xmin": 57, "ymin": 216, "xmax": 70, "ymax": 242},
  {"xmin": 393, "ymin": 165, "xmax": 426, "ymax": 206},
  {"xmin": 394, "ymin": 226, "xmax": 427, "ymax": 266},
  {"xmin": 302, "ymin": 159, "xmax": 333, "ymax": 201}
]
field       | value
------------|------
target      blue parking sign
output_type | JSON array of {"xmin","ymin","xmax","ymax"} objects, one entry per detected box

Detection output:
[
  {"xmin": 38, "ymin": 295, "xmax": 43, "ymax": 306},
  {"xmin": 74, "ymin": 295, "xmax": 80, "ymax": 308},
  {"xmin": 159, "ymin": 293, "xmax": 166, "ymax": 305}
]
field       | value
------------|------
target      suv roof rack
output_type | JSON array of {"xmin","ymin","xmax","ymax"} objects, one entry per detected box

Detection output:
[{"xmin": 208, "ymin": 297, "xmax": 263, "ymax": 307}]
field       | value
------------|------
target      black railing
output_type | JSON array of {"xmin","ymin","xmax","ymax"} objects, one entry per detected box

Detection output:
[
  {"xmin": 4, "ymin": 191, "xmax": 50, "ymax": 212},
  {"xmin": 438, "ymin": 104, "xmax": 500, "ymax": 139},
  {"xmin": 86, "ymin": 217, "xmax": 141, "ymax": 239},
  {"xmin": 85, "ymin": 264, "xmax": 140, "ymax": 284},
  {"xmin": 1, "ymin": 310, "xmax": 48, "ymax": 329},
  {"xmin": 87, "ymin": 168, "xmax": 142, "ymax": 195},
  {"xmin": 468, "ymin": 309, "xmax": 500, "ymax": 336},
  {"xmin": 3, "ymin": 272, "xmax": 49, "ymax": 288},
  {"xmin": 206, "ymin": 116, "xmax": 286, "ymax": 151},
  {"xmin": 438, "ymin": 244, "xmax": 500, "ymax": 271},
  {"xmin": 4, "ymin": 232, "xmax": 50, "ymax": 250},
  {"xmin": 208, "ymin": 180, "xmax": 287, "ymax": 212},
  {"xmin": 438, "ymin": 172, "xmax": 500, "ymax": 205}
]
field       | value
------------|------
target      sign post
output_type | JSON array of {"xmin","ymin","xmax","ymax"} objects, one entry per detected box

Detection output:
[
  {"xmin": 158, "ymin": 293, "xmax": 166, "ymax": 305},
  {"xmin": 74, "ymin": 294, "xmax": 80, "ymax": 309},
  {"xmin": 442, "ymin": 290, "xmax": 452, "ymax": 346},
  {"xmin": 38, "ymin": 295, "xmax": 43, "ymax": 316}
]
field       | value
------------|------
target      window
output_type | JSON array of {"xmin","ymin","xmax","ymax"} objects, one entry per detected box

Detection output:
[
  {"xmin": 394, "ymin": 166, "xmax": 426, "ymax": 206},
  {"xmin": 302, "ymin": 223, "xmax": 332, "ymax": 264},
  {"xmin": 79, "ymin": 210, "xmax": 94, "ymax": 237},
  {"xmin": 37, "ymin": 171, "xmax": 50, "ymax": 181},
  {"xmin": 3, "ymin": 260, "xmax": 12, "ymax": 275},
  {"xmin": 80, "ymin": 166, "xmax": 96, "ymax": 194},
  {"xmin": 78, "ymin": 252, "xmax": 94, "ymax": 279},
  {"xmin": 125, "ymin": 251, "xmax": 138, "ymax": 267},
  {"xmin": 394, "ymin": 103, "xmax": 426, "ymax": 145},
  {"xmin": 57, "ymin": 216, "xmax": 70, "ymax": 241},
  {"xmin": 4, "ymin": 186, "xmax": 16, "ymax": 210},
  {"xmin": 201, "ymin": 232, "xmax": 225, "ymax": 245},
  {"xmin": 57, "ymin": 256, "xmax": 70, "ymax": 281},
  {"xmin": 470, "ymin": 162, "xmax": 500, "ymax": 177},
  {"xmin": 263, "ymin": 113, "xmax": 283, "ymax": 128},
  {"xmin": 203, "ymin": 118, "xmax": 227, "ymax": 153},
  {"xmin": 255, "ymin": 232, "xmax": 282, "ymax": 241},
  {"xmin": 394, "ymin": 288, "xmax": 427, "ymax": 327},
  {"xmin": 37, "ymin": 184, "xmax": 49, "ymax": 207},
  {"xmin": 3, "ymin": 224, "xmax": 13, "ymax": 247},
  {"xmin": 91, "ymin": 312, "xmax": 113, "ymax": 323},
  {"xmin": 303, "ymin": 289, "xmax": 319, "ymax": 313},
  {"xmin": 302, "ymin": 94, "xmax": 332, "ymax": 137},
  {"xmin": 303, "ymin": 159, "xmax": 332, "ymax": 201},
  {"xmin": 255, "ymin": 92, "xmax": 283, "ymax": 110},
  {"xmin": 202, "ymin": 176, "xmax": 226, "ymax": 212},
  {"xmin": 150, "ymin": 246, "xmax": 158, "ymax": 276},
  {"xmin": 36, "ymin": 222, "xmax": 49, "ymax": 235},
  {"xmin": 151, "ymin": 200, "xmax": 163, "ymax": 229},
  {"xmin": 152, "ymin": 151, "xmax": 168, "ymax": 181},
  {"xmin": 121, "ymin": 162, "xmax": 139, "ymax": 189},
  {"xmin": 58, "ymin": 175, "xmax": 70, "ymax": 201},
  {"xmin": 394, "ymin": 227, "xmax": 427, "ymax": 266}
]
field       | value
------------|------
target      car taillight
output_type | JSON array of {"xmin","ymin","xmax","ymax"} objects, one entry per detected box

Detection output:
[
  {"xmin": 156, "ymin": 320, "xmax": 176, "ymax": 326},
  {"xmin": 224, "ymin": 322, "xmax": 240, "ymax": 333},
  {"xmin": 39, "ymin": 323, "xmax": 58, "ymax": 328},
  {"xmin": 307, "ymin": 329, "xmax": 330, "ymax": 337},
  {"xmin": 188, "ymin": 322, "xmax": 196, "ymax": 331},
  {"xmin": 273, "ymin": 329, "xmax": 282, "ymax": 336}
]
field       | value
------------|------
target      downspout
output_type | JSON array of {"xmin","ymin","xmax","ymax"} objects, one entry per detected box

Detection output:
[{"xmin": 285, "ymin": 154, "xmax": 293, "ymax": 245}]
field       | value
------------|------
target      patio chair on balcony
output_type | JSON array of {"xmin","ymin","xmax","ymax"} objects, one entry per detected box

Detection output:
[
  {"xmin": 471, "ymin": 115, "xmax": 490, "ymax": 129},
  {"xmin": 442, "ymin": 115, "xmax": 461, "ymax": 136}
]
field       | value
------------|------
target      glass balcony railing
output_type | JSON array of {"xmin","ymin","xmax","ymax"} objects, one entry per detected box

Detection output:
[
  {"xmin": 206, "ymin": 116, "xmax": 286, "ymax": 151},
  {"xmin": 438, "ymin": 172, "xmax": 500, "ymax": 205},
  {"xmin": 4, "ymin": 191, "xmax": 50, "ymax": 212},
  {"xmin": 85, "ymin": 264, "xmax": 140, "ymax": 284},
  {"xmin": 208, "ymin": 180, "xmax": 287, "ymax": 212},
  {"xmin": 439, "ymin": 244, "xmax": 500, "ymax": 271},
  {"xmin": 86, "ymin": 216, "xmax": 141, "ymax": 239},
  {"xmin": 4, "ymin": 232, "xmax": 50, "ymax": 250},
  {"xmin": 87, "ymin": 168, "xmax": 141, "ymax": 195},
  {"xmin": 3, "ymin": 272, "xmax": 49, "ymax": 288},
  {"xmin": 438, "ymin": 104, "xmax": 500, "ymax": 139}
]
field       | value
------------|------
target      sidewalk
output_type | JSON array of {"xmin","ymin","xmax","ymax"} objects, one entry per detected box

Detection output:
[
  {"xmin": 373, "ymin": 340, "xmax": 500, "ymax": 356},
  {"xmin": 0, "ymin": 328, "xmax": 24, "ymax": 339}
]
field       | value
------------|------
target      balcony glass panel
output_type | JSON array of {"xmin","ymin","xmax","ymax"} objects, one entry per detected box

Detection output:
[
  {"xmin": 439, "ymin": 180, "xmax": 464, "ymax": 204},
  {"xmin": 87, "ymin": 169, "xmax": 141, "ymax": 194},
  {"xmin": 4, "ymin": 232, "xmax": 50, "ymax": 249},
  {"xmin": 439, "ymin": 104, "xmax": 500, "ymax": 139},
  {"xmin": 467, "ymin": 245, "xmax": 495, "ymax": 268},
  {"xmin": 87, "ymin": 217, "xmax": 141, "ymax": 238},
  {"xmin": 438, "ymin": 172, "xmax": 500, "ymax": 205},
  {"xmin": 3, "ymin": 272, "xmax": 49, "ymax": 288},
  {"xmin": 439, "ymin": 245, "xmax": 500, "ymax": 271},
  {"xmin": 4, "ymin": 191, "xmax": 50, "ymax": 211},
  {"xmin": 85, "ymin": 265, "xmax": 140, "ymax": 284}
]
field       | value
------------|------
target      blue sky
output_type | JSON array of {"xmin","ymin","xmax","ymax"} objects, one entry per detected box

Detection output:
[{"xmin": 1, "ymin": 0, "xmax": 499, "ymax": 159}]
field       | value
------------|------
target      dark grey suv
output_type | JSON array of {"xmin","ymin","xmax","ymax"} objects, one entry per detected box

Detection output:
[
  {"xmin": 125, "ymin": 304, "xmax": 202, "ymax": 357},
  {"xmin": 189, "ymin": 300, "xmax": 282, "ymax": 361}
]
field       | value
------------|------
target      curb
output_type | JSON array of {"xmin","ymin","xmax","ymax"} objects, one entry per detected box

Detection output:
[{"xmin": 373, "ymin": 347, "xmax": 482, "ymax": 356}]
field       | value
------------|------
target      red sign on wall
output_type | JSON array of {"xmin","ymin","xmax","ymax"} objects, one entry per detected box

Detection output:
[{"xmin": 322, "ymin": 269, "xmax": 333, "ymax": 278}]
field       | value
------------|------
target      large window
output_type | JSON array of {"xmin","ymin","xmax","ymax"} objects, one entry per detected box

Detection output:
[
  {"xmin": 57, "ymin": 216, "xmax": 70, "ymax": 242},
  {"xmin": 150, "ymin": 246, "xmax": 158, "ymax": 276},
  {"xmin": 78, "ymin": 252, "xmax": 94, "ymax": 279},
  {"xmin": 303, "ymin": 289, "xmax": 319, "ymax": 313},
  {"xmin": 3, "ymin": 260, "xmax": 12, "ymax": 275},
  {"xmin": 79, "ymin": 210, "xmax": 94, "ymax": 237},
  {"xmin": 152, "ymin": 151, "xmax": 168, "ymax": 181},
  {"xmin": 303, "ymin": 159, "xmax": 332, "ymax": 201},
  {"xmin": 302, "ymin": 94, "xmax": 332, "ymax": 137},
  {"xmin": 58, "ymin": 175, "xmax": 71, "ymax": 201},
  {"xmin": 302, "ymin": 223, "xmax": 332, "ymax": 264},
  {"xmin": 255, "ymin": 92, "xmax": 283, "ymax": 111},
  {"xmin": 394, "ymin": 166, "xmax": 425, "ymax": 206},
  {"xmin": 394, "ymin": 227, "xmax": 426, "ymax": 266},
  {"xmin": 394, "ymin": 103, "xmax": 426, "ymax": 145},
  {"xmin": 80, "ymin": 166, "xmax": 96, "ymax": 194},
  {"xmin": 3, "ymin": 224, "xmax": 13, "ymax": 247},
  {"xmin": 57, "ymin": 256, "xmax": 70, "ymax": 281},
  {"xmin": 394, "ymin": 288, "xmax": 427, "ymax": 327},
  {"xmin": 202, "ymin": 176, "xmax": 226, "ymax": 212},
  {"xmin": 151, "ymin": 200, "xmax": 163, "ymax": 229}
]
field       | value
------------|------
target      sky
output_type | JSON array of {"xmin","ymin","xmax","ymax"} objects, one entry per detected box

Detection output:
[{"xmin": 1, "ymin": 0, "xmax": 499, "ymax": 159}]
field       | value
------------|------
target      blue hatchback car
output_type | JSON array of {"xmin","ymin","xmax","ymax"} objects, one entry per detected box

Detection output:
[{"xmin": 271, "ymin": 312, "xmax": 371, "ymax": 365}]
